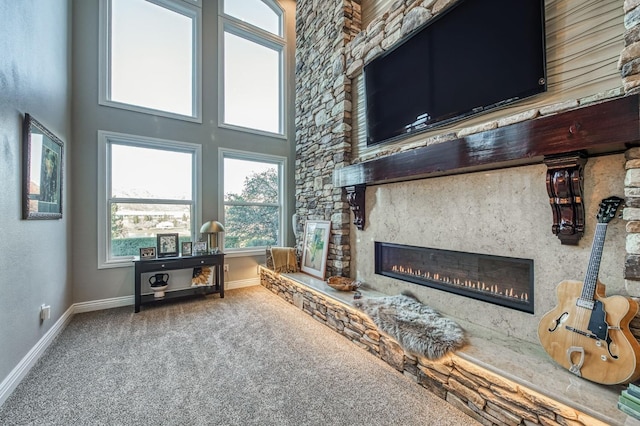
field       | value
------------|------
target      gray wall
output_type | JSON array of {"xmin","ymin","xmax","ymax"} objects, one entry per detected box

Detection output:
[
  {"xmin": 71, "ymin": 0, "xmax": 297, "ymax": 303},
  {"xmin": 0, "ymin": 0, "xmax": 72, "ymax": 389}
]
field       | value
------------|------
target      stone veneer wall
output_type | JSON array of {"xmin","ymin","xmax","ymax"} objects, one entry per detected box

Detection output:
[
  {"xmin": 294, "ymin": 0, "xmax": 362, "ymax": 278},
  {"xmin": 293, "ymin": 0, "xmax": 640, "ymax": 299},
  {"xmin": 623, "ymin": 1, "xmax": 640, "ymax": 295},
  {"xmin": 260, "ymin": 267, "xmax": 610, "ymax": 426}
]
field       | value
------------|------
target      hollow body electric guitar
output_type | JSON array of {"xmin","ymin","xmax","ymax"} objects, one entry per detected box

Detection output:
[{"xmin": 538, "ymin": 196, "xmax": 640, "ymax": 385}]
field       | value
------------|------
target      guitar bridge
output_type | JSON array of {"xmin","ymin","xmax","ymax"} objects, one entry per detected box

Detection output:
[{"xmin": 565, "ymin": 325, "xmax": 598, "ymax": 340}]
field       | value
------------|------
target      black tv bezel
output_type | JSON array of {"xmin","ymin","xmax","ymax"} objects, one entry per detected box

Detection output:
[{"xmin": 363, "ymin": 0, "xmax": 547, "ymax": 147}]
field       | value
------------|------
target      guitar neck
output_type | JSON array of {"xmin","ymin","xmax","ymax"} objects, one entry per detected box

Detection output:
[{"xmin": 579, "ymin": 223, "xmax": 608, "ymax": 306}]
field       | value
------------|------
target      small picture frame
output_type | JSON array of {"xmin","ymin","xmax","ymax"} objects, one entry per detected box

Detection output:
[
  {"xmin": 181, "ymin": 241, "xmax": 193, "ymax": 256},
  {"xmin": 301, "ymin": 220, "xmax": 331, "ymax": 280},
  {"xmin": 193, "ymin": 241, "xmax": 207, "ymax": 255},
  {"xmin": 139, "ymin": 247, "xmax": 156, "ymax": 259},
  {"xmin": 157, "ymin": 233, "xmax": 179, "ymax": 258}
]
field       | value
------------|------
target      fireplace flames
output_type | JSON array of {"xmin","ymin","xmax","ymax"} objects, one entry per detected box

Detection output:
[{"xmin": 390, "ymin": 264, "xmax": 529, "ymax": 302}]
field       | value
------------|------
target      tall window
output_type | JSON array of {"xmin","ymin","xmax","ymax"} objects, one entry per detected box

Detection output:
[
  {"xmin": 99, "ymin": 0, "xmax": 202, "ymax": 122},
  {"xmin": 220, "ymin": 149, "xmax": 286, "ymax": 252},
  {"xmin": 98, "ymin": 131, "xmax": 201, "ymax": 268},
  {"xmin": 220, "ymin": 0, "xmax": 285, "ymax": 136}
]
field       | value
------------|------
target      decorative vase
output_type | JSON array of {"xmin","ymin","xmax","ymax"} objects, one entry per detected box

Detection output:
[{"xmin": 149, "ymin": 273, "xmax": 169, "ymax": 298}]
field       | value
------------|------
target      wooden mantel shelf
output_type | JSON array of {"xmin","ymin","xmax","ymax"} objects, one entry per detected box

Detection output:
[{"xmin": 334, "ymin": 94, "xmax": 640, "ymax": 241}]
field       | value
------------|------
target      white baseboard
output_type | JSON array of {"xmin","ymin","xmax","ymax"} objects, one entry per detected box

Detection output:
[
  {"xmin": 0, "ymin": 305, "xmax": 74, "ymax": 407},
  {"xmin": 67, "ymin": 281, "xmax": 258, "ymax": 314},
  {"xmin": 226, "ymin": 278, "xmax": 260, "ymax": 290},
  {"xmin": 73, "ymin": 295, "xmax": 134, "ymax": 314},
  {"xmin": 0, "ymin": 280, "xmax": 259, "ymax": 407}
]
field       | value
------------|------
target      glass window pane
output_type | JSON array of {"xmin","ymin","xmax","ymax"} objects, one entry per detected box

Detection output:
[
  {"xmin": 111, "ymin": 144, "xmax": 193, "ymax": 200},
  {"xmin": 111, "ymin": 0, "xmax": 194, "ymax": 116},
  {"xmin": 224, "ymin": 205, "xmax": 279, "ymax": 249},
  {"xmin": 224, "ymin": 158, "xmax": 278, "ymax": 203},
  {"xmin": 223, "ymin": 0, "xmax": 281, "ymax": 36},
  {"xmin": 110, "ymin": 202, "xmax": 192, "ymax": 257},
  {"xmin": 224, "ymin": 32, "xmax": 281, "ymax": 133}
]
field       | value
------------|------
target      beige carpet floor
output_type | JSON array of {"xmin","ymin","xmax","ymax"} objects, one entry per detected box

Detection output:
[{"xmin": 0, "ymin": 285, "xmax": 480, "ymax": 425}]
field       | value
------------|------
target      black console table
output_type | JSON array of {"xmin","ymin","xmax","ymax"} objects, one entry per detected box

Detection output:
[{"xmin": 133, "ymin": 253, "xmax": 224, "ymax": 313}]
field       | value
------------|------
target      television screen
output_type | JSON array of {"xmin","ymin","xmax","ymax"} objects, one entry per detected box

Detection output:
[{"xmin": 364, "ymin": 0, "xmax": 546, "ymax": 146}]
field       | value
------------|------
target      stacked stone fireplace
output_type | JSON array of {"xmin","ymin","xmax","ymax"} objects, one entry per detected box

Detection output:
[
  {"xmin": 291, "ymin": 0, "xmax": 640, "ymax": 424},
  {"xmin": 294, "ymin": 0, "xmax": 640, "ymax": 341}
]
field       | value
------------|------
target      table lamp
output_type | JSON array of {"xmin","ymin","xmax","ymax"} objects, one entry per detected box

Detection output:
[{"xmin": 200, "ymin": 220, "xmax": 225, "ymax": 253}]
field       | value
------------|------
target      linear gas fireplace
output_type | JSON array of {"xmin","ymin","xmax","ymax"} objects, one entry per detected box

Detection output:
[{"xmin": 375, "ymin": 242, "xmax": 534, "ymax": 313}]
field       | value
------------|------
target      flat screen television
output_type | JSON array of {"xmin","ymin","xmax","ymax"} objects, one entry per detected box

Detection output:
[{"xmin": 364, "ymin": 0, "xmax": 547, "ymax": 146}]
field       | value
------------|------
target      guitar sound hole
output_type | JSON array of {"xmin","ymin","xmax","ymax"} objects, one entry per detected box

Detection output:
[{"xmin": 549, "ymin": 312, "xmax": 568, "ymax": 332}]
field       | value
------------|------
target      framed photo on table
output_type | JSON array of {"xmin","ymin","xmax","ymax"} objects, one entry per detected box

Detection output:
[
  {"xmin": 193, "ymin": 241, "xmax": 207, "ymax": 255},
  {"xmin": 157, "ymin": 233, "xmax": 179, "ymax": 258},
  {"xmin": 301, "ymin": 220, "xmax": 331, "ymax": 279},
  {"xmin": 181, "ymin": 241, "xmax": 193, "ymax": 256},
  {"xmin": 22, "ymin": 113, "xmax": 64, "ymax": 220},
  {"xmin": 139, "ymin": 247, "xmax": 156, "ymax": 259}
]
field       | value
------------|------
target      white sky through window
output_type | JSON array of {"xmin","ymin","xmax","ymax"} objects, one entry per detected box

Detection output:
[
  {"xmin": 110, "ymin": 0, "xmax": 193, "ymax": 116},
  {"xmin": 111, "ymin": 144, "xmax": 192, "ymax": 200},
  {"xmin": 224, "ymin": 0, "xmax": 281, "ymax": 36},
  {"xmin": 224, "ymin": 32, "xmax": 280, "ymax": 133}
]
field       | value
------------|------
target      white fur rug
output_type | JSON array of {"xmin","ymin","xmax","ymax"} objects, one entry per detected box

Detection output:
[{"xmin": 355, "ymin": 293, "xmax": 466, "ymax": 359}]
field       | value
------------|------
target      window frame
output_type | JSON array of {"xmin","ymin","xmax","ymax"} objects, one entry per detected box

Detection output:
[
  {"xmin": 218, "ymin": 0, "xmax": 286, "ymax": 138},
  {"xmin": 98, "ymin": 130, "xmax": 202, "ymax": 269},
  {"xmin": 98, "ymin": 0, "xmax": 203, "ymax": 123},
  {"xmin": 218, "ymin": 148, "xmax": 287, "ymax": 256}
]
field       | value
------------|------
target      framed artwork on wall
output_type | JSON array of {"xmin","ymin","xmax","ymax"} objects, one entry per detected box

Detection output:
[
  {"xmin": 22, "ymin": 113, "xmax": 64, "ymax": 220},
  {"xmin": 301, "ymin": 220, "xmax": 331, "ymax": 279}
]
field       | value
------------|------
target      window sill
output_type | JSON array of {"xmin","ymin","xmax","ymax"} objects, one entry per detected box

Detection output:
[
  {"xmin": 223, "ymin": 248, "xmax": 268, "ymax": 258},
  {"xmin": 98, "ymin": 99, "xmax": 202, "ymax": 124},
  {"xmin": 98, "ymin": 257, "xmax": 136, "ymax": 270},
  {"xmin": 218, "ymin": 122, "xmax": 286, "ymax": 140}
]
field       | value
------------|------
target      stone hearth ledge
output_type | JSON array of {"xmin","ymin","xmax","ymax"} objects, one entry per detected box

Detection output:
[{"xmin": 259, "ymin": 266, "xmax": 637, "ymax": 426}]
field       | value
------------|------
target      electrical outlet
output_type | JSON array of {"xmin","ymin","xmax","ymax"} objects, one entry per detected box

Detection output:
[
  {"xmin": 223, "ymin": 264, "xmax": 230, "ymax": 272},
  {"xmin": 40, "ymin": 305, "xmax": 51, "ymax": 321}
]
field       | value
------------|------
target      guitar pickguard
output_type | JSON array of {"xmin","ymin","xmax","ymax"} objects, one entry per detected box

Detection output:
[
  {"xmin": 587, "ymin": 300, "xmax": 618, "ymax": 359},
  {"xmin": 562, "ymin": 300, "xmax": 618, "ymax": 360}
]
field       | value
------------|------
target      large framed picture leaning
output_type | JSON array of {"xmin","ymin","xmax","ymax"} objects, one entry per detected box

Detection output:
[{"xmin": 301, "ymin": 220, "xmax": 331, "ymax": 280}]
